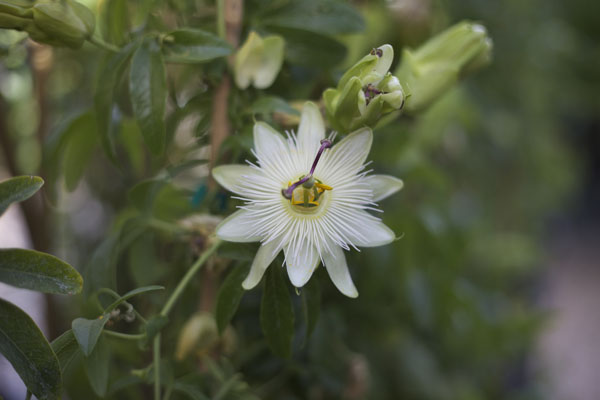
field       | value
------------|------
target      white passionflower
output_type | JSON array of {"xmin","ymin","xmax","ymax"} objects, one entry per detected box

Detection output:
[{"xmin": 212, "ymin": 102, "xmax": 403, "ymax": 297}]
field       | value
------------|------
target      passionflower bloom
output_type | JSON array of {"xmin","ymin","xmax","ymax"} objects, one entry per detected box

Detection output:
[{"xmin": 212, "ymin": 102, "xmax": 403, "ymax": 297}]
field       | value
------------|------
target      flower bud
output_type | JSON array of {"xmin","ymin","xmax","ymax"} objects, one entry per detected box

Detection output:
[
  {"xmin": 395, "ymin": 21, "xmax": 493, "ymax": 114},
  {"xmin": 0, "ymin": 0, "xmax": 34, "ymax": 30},
  {"xmin": 31, "ymin": 0, "xmax": 95, "ymax": 49},
  {"xmin": 323, "ymin": 44, "xmax": 405, "ymax": 133},
  {"xmin": 234, "ymin": 31, "xmax": 285, "ymax": 90}
]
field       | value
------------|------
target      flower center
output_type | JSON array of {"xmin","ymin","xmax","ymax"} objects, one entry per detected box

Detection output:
[{"xmin": 281, "ymin": 138, "xmax": 333, "ymax": 209}]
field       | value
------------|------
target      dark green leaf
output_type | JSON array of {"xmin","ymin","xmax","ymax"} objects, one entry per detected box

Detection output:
[
  {"xmin": 128, "ymin": 178, "xmax": 167, "ymax": 214},
  {"xmin": 215, "ymin": 263, "xmax": 250, "ymax": 333},
  {"xmin": 0, "ymin": 175, "xmax": 43, "ymax": 216},
  {"xmin": 162, "ymin": 28, "xmax": 232, "ymax": 63},
  {"xmin": 144, "ymin": 315, "xmax": 169, "ymax": 341},
  {"xmin": 72, "ymin": 314, "xmax": 110, "ymax": 356},
  {"xmin": 0, "ymin": 248, "xmax": 83, "ymax": 294},
  {"xmin": 301, "ymin": 276, "xmax": 321, "ymax": 342},
  {"xmin": 84, "ymin": 334, "xmax": 110, "ymax": 397},
  {"xmin": 94, "ymin": 42, "xmax": 137, "ymax": 163},
  {"xmin": 173, "ymin": 382, "xmax": 210, "ymax": 400},
  {"xmin": 83, "ymin": 232, "xmax": 121, "ymax": 294},
  {"xmin": 129, "ymin": 38, "xmax": 167, "ymax": 156},
  {"xmin": 128, "ymin": 231, "xmax": 164, "ymax": 286},
  {"xmin": 250, "ymin": 96, "xmax": 300, "ymax": 116},
  {"xmin": 0, "ymin": 298, "xmax": 61, "ymax": 400},
  {"xmin": 262, "ymin": 0, "xmax": 364, "ymax": 35},
  {"xmin": 62, "ymin": 112, "xmax": 98, "ymax": 191},
  {"xmin": 273, "ymin": 27, "xmax": 347, "ymax": 68},
  {"xmin": 51, "ymin": 329, "xmax": 81, "ymax": 374},
  {"xmin": 260, "ymin": 265, "xmax": 294, "ymax": 358},
  {"xmin": 104, "ymin": 285, "xmax": 164, "ymax": 313},
  {"xmin": 217, "ymin": 242, "xmax": 257, "ymax": 261}
]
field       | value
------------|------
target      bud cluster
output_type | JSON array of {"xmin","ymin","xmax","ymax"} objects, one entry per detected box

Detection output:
[
  {"xmin": 323, "ymin": 44, "xmax": 405, "ymax": 133},
  {"xmin": 0, "ymin": 0, "xmax": 95, "ymax": 49}
]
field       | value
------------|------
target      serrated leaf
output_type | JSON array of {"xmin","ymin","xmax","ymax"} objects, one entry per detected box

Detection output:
[
  {"xmin": 0, "ymin": 175, "xmax": 43, "ymax": 216},
  {"xmin": 94, "ymin": 41, "xmax": 137, "ymax": 163},
  {"xmin": 215, "ymin": 264, "xmax": 250, "ymax": 333},
  {"xmin": 72, "ymin": 314, "xmax": 110, "ymax": 356},
  {"xmin": 260, "ymin": 265, "xmax": 294, "ymax": 358},
  {"xmin": 0, "ymin": 248, "xmax": 83, "ymax": 294},
  {"xmin": 162, "ymin": 28, "xmax": 232, "ymax": 63},
  {"xmin": 0, "ymin": 298, "xmax": 61, "ymax": 400},
  {"xmin": 104, "ymin": 285, "xmax": 164, "ymax": 313},
  {"xmin": 129, "ymin": 38, "xmax": 167, "ymax": 156},
  {"xmin": 84, "ymin": 334, "xmax": 110, "ymax": 397},
  {"xmin": 62, "ymin": 112, "xmax": 98, "ymax": 191},
  {"xmin": 51, "ymin": 329, "xmax": 81, "ymax": 374},
  {"xmin": 262, "ymin": 0, "xmax": 364, "ymax": 36}
]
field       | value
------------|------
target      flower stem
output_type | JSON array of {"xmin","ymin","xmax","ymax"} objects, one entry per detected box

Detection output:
[
  {"xmin": 153, "ymin": 334, "xmax": 161, "ymax": 400},
  {"xmin": 104, "ymin": 330, "xmax": 146, "ymax": 340}
]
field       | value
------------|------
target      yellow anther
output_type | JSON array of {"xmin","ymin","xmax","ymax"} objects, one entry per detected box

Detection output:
[{"xmin": 315, "ymin": 182, "xmax": 332, "ymax": 191}]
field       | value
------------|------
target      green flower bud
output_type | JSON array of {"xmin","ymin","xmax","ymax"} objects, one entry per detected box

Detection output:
[
  {"xmin": 31, "ymin": 0, "xmax": 95, "ymax": 49},
  {"xmin": 0, "ymin": 0, "xmax": 34, "ymax": 30},
  {"xmin": 234, "ymin": 31, "xmax": 285, "ymax": 90},
  {"xmin": 395, "ymin": 21, "xmax": 493, "ymax": 114},
  {"xmin": 323, "ymin": 44, "xmax": 405, "ymax": 133}
]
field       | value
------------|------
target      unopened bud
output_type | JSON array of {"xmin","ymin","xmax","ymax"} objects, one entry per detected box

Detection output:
[
  {"xmin": 31, "ymin": 0, "xmax": 95, "ymax": 49},
  {"xmin": 0, "ymin": 0, "xmax": 34, "ymax": 30},
  {"xmin": 234, "ymin": 31, "xmax": 285, "ymax": 90},
  {"xmin": 395, "ymin": 21, "xmax": 493, "ymax": 114},
  {"xmin": 323, "ymin": 44, "xmax": 405, "ymax": 133}
]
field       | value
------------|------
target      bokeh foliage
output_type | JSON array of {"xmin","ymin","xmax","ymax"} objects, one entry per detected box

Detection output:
[{"xmin": 0, "ymin": 0, "xmax": 592, "ymax": 399}]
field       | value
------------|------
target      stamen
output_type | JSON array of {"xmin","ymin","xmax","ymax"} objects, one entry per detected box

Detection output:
[
  {"xmin": 282, "ymin": 139, "xmax": 334, "ymax": 201},
  {"xmin": 370, "ymin": 48, "xmax": 383, "ymax": 57}
]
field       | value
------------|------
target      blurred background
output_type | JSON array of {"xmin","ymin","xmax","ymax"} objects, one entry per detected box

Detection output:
[{"xmin": 0, "ymin": 0, "xmax": 599, "ymax": 399}]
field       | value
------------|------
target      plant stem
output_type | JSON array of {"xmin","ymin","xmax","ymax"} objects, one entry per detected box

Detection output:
[
  {"xmin": 88, "ymin": 36, "xmax": 121, "ymax": 52},
  {"xmin": 153, "ymin": 238, "xmax": 222, "ymax": 400},
  {"xmin": 160, "ymin": 238, "xmax": 222, "ymax": 317},
  {"xmin": 104, "ymin": 330, "xmax": 146, "ymax": 340},
  {"xmin": 217, "ymin": 0, "xmax": 226, "ymax": 40}
]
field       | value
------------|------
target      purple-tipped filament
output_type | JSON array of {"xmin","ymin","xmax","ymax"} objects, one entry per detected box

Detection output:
[{"xmin": 282, "ymin": 139, "xmax": 333, "ymax": 203}]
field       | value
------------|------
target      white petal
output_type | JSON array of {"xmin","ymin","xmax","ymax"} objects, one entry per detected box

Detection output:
[
  {"xmin": 353, "ymin": 213, "xmax": 396, "ymax": 247},
  {"xmin": 253, "ymin": 122, "xmax": 288, "ymax": 162},
  {"xmin": 323, "ymin": 245, "xmax": 358, "ymax": 298},
  {"xmin": 365, "ymin": 174, "xmax": 404, "ymax": 202},
  {"xmin": 284, "ymin": 242, "xmax": 320, "ymax": 288},
  {"xmin": 212, "ymin": 164, "xmax": 255, "ymax": 194},
  {"xmin": 215, "ymin": 210, "xmax": 262, "ymax": 242},
  {"xmin": 296, "ymin": 102, "xmax": 325, "ymax": 161},
  {"xmin": 374, "ymin": 44, "xmax": 393, "ymax": 76},
  {"xmin": 242, "ymin": 240, "xmax": 280, "ymax": 289},
  {"xmin": 317, "ymin": 128, "xmax": 372, "ymax": 180},
  {"xmin": 253, "ymin": 35, "xmax": 285, "ymax": 89}
]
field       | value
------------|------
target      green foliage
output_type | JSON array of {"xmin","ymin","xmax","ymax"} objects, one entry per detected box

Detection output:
[
  {"xmin": 161, "ymin": 28, "xmax": 232, "ymax": 63},
  {"xmin": 0, "ymin": 248, "xmax": 82, "ymax": 294},
  {"xmin": 71, "ymin": 314, "xmax": 109, "ymax": 356},
  {"xmin": 84, "ymin": 335, "xmax": 111, "ymax": 397},
  {"xmin": 0, "ymin": 298, "xmax": 61, "ymax": 400},
  {"xmin": 260, "ymin": 264, "xmax": 294, "ymax": 358},
  {"xmin": 0, "ymin": 175, "xmax": 43, "ymax": 216},
  {"xmin": 51, "ymin": 330, "xmax": 81, "ymax": 374},
  {"xmin": 215, "ymin": 263, "xmax": 249, "ymax": 333}
]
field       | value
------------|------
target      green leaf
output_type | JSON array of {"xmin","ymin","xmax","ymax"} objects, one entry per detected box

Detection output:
[
  {"xmin": 51, "ymin": 329, "xmax": 81, "ymax": 374},
  {"xmin": 250, "ymin": 96, "xmax": 300, "ymax": 116},
  {"xmin": 84, "ymin": 334, "xmax": 110, "ymax": 397},
  {"xmin": 0, "ymin": 298, "xmax": 61, "ymax": 400},
  {"xmin": 217, "ymin": 242, "xmax": 257, "ymax": 261},
  {"xmin": 94, "ymin": 41, "xmax": 137, "ymax": 163},
  {"xmin": 129, "ymin": 38, "xmax": 167, "ymax": 156},
  {"xmin": 0, "ymin": 248, "xmax": 83, "ymax": 294},
  {"xmin": 71, "ymin": 314, "xmax": 110, "ymax": 356},
  {"xmin": 104, "ymin": 285, "xmax": 164, "ymax": 313},
  {"xmin": 62, "ymin": 112, "xmax": 98, "ymax": 191},
  {"xmin": 301, "ymin": 276, "xmax": 321, "ymax": 342},
  {"xmin": 128, "ymin": 231, "xmax": 165, "ymax": 286},
  {"xmin": 273, "ymin": 27, "xmax": 347, "ymax": 68},
  {"xmin": 162, "ymin": 28, "xmax": 232, "ymax": 63},
  {"xmin": 144, "ymin": 315, "xmax": 169, "ymax": 341},
  {"xmin": 260, "ymin": 265, "xmax": 294, "ymax": 358},
  {"xmin": 262, "ymin": 0, "xmax": 364, "ymax": 36},
  {"xmin": 83, "ymin": 231, "xmax": 120, "ymax": 294},
  {"xmin": 215, "ymin": 263, "xmax": 250, "ymax": 334},
  {"xmin": 0, "ymin": 175, "xmax": 43, "ymax": 216},
  {"xmin": 173, "ymin": 382, "xmax": 210, "ymax": 400}
]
